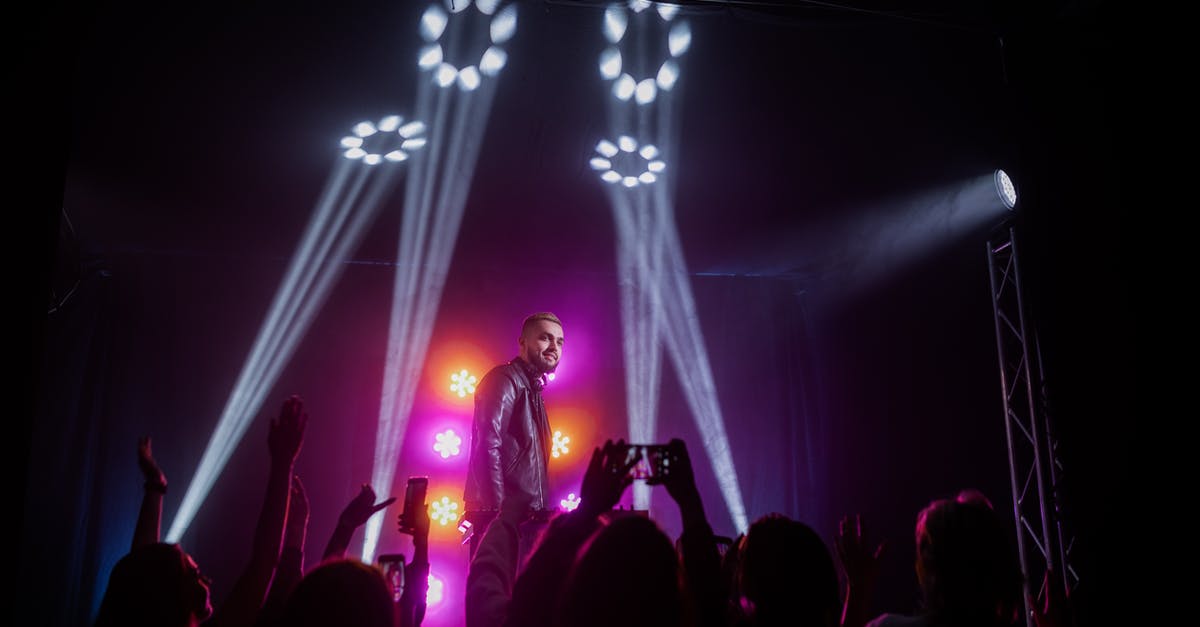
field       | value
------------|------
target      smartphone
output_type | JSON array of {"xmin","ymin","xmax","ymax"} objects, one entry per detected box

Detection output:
[
  {"xmin": 398, "ymin": 476, "xmax": 428, "ymax": 534},
  {"xmin": 623, "ymin": 444, "xmax": 674, "ymax": 484},
  {"xmin": 377, "ymin": 553, "xmax": 406, "ymax": 602}
]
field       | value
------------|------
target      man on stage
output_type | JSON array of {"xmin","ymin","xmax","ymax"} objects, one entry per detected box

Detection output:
[{"xmin": 463, "ymin": 312, "xmax": 564, "ymax": 556}]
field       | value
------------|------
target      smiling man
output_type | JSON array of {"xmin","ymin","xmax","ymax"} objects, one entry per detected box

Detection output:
[{"xmin": 464, "ymin": 312, "xmax": 564, "ymax": 555}]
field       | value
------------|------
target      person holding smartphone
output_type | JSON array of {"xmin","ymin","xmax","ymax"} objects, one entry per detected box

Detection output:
[{"xmin": 463, "ymin": 312, "xmax": 565, "ymax": 558}]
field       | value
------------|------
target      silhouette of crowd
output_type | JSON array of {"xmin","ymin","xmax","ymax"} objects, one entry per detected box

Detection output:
[{"xmin": 94, "ymin": 396, "xmax": 1062, "ymax": 627}]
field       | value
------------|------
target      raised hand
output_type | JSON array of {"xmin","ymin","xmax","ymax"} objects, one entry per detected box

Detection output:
[
  {"xmin": 137, "ymin": 436, "xmax": 167, "ymax": 491},
  {"xmin": 660, "ymin": 438, "xmax": 701, "ymax": 510},
  {"xmin": 268, "ymin": 395, "xmax": 307, "ymax": 464},
  {"xmin": 338, "ymin": 484, "xmax": 397, "ymax": 529},
  {"xmin": 578, "ymin": 439, "xmax": 637, "ymax": 518},
  {"xmin": 835, "ymin": 514, "xmax": 885, "ymax": 590},
  {"xmin": 132, "ymin": 436, "xmax": 167, "ymax": 549}
]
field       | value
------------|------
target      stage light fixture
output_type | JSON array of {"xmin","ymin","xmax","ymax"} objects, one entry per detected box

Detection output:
[
  {"xmin": 591, "ymin": 136, "xmax": 666, "ymax": 188},
  {"xmin": 656, "ymin": 3, "xmax": 680, "ymax": 21},
  {"xmin": 431, "ymin": 496, "xmax": 460, "ymax": 526},
  {"xmin": 341, "ymin": 116, "xmax": 427, "ymax": 164},
  {"xmin": 450, "ymin": 369, "xmax": 477, "ymax": 397},
  {"xmin": 552, "ymin": 430, "xmax": 570, "ymax": 458},
  {"xmin": 598, "ymin": 3, "xmax": 691, "ymax": 105},
  {"xmin": 434, "ymin": 429, "xmax": 462, "ymax": 458},
  {"xmin": 603, "ymin": 6, "xmax": 627, "ymax": 43},
  {"xmin": 995, "ymin": 169, "xmax": 1017, "ymax": 209},
  {"xmin": 418, "ymin": 1, "xmax": 517, "ymax": 90},
  {"xmin": 599, "ymin": 47, "xmax": 622, "ymax": 80}
]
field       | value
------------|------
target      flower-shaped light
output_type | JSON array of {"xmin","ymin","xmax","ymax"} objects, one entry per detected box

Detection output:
[
  {"xmin": 560, "ymin": 493, "xmax": 581, "ymax": 511},
  {"xmin": 418, "ymin": 0, "xmax": 517, "ymax": 91},
  {"xmin": 599, "ymin": 2, "xmax": 691, "ymax": 105},
  {"xmin": 590, "ymin": 136, "xmax": 666, "ymax": 188},
  {"xmin": 450, "ymin": 369, "xmax": 477, "ymax": 397},
  {"xmin": 431, "ymin": 496, "xmax": 460, "ymax": 526},
  {"xmin": 552, "ymin": 430, "xmax": 570, "ymax": 459},
  {"xmin": 433, "ymin": 429, "xmax": 462, "ymax": 458},
  {"xmin": 340, "ymin": 115, "xmax": 427, "ymax": 164}
]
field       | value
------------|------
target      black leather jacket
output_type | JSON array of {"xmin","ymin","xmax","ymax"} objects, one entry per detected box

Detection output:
[{"xmin": 464, "ymin": 358, "xmax": 552, "ymax": 512}]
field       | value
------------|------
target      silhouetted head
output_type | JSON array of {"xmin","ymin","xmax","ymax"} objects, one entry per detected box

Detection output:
[
  {"xmin": 736, "ymin": 514, "xmax": 839, "ymax": 627},
  {"xmin": 280, "ymin": 558, "xmax": 395, "ymax": 627},
  {"xmin": 556, "ymin": 514, "xmax": 684, "ymax": 627},
  {"xmin": 94, "ymin": 543, "xmax": 212, "ymax": 627},
  {"xmin": 915, "ymin": 490, "xmax": 1022, "ymax": 626}
]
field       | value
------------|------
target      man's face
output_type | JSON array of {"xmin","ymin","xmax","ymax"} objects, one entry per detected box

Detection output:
[{"xmin": 519, "ymin": 319, "xmax": 564, "ymax": 374}]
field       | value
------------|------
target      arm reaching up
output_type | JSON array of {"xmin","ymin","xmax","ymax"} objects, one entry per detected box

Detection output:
[
  {"xmin": 322, "ymin": 484, "xmax": 396, "ymax": 562},
  {"xmin": 132, "ymin": 436, "xmax": 167, "ymax": 550},
  {"xmin": 259, "ymin": 475, "xmax": 310, "ymax": 626},
  {"xmin": 398, "ymin": 487, "xmax": 431, "ymax": 627},
  {"xmin": 211, "ymin": 395, "xmax": 307, "ymax": 627},
  {"xmin": 660, "ymin": 438, "xmax": 724, "ymax": 627},
  {"xmin": 836, "ymin": 514, "xmax": 885, "ymax": 627}
]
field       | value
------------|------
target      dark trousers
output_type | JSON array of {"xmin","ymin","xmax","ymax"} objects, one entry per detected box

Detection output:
[{"xmin": 466, "ymin": 511, "xmax": 550, "ymax": 571}]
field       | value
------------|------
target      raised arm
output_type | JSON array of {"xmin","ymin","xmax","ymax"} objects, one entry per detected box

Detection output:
[
  {"xmin": 211, "ymin": 395, "xmax": 306, "ymax": 627},
  {"xmin": 258, "ymin": 475, "xmax": 310, "ymax": 627},
  {"xmin": 321, "ymin": 484, "xmax": 396, "ymax": 561},
  {"xmin": 132, "ymin": 436, "xmax": 168, "ymax": 550},
  {"xmin": 836, "ymin": 514, "xmax": 885, "ymax": 627},
  {"xmin": 660, "ymin": 438, "xmax": 724, "ymax": 627},
  {"xmin": 398, "ymin": 488, "xmax": 431, "ymax": 627}
]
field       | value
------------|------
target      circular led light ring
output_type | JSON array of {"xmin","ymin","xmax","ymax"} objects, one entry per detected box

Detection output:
[
  {"xmin": 599, "ymin": 2, "xmax": 691, "ymax": 104},
  {"xmin": 418, "ymin": 0, "xmax": 517, "ymax": 90},
  {"xmin": 340, "ymin": 115, "xmax": 428, "ymax": 165},
  {"xmin": 591, "ymin": 136, "xmax": 667, "ymax": 187}
]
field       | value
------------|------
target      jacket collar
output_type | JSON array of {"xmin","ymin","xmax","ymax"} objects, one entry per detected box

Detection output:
[{"xmin": 511, "ymin": 356, "xmax": 546, "ymax": 392}]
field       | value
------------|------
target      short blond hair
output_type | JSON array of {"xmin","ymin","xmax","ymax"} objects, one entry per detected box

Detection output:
[{"xmin": 521, "ymin": 312, "xmax": 562, "ymax": 336}]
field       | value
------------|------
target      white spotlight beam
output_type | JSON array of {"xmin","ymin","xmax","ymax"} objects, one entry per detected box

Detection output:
[
  {"xmin": 168, "ymin": 149, "xmax": 411, "ymax": 542},
  {"xmin": 597, "ymin": 6, "xmax": 747, "ymax": 532},
  {"xmin": 364, "ymin": 81, "xmax": 453, "ymax": 562},
  {"xmin": 363, "ymin": 5, "xmax": 516, "ymax": 562},
  {"xmin": 657, "ymin": 231, "xmax": 749, "ymax": 534},
  {"xmin": 609, "ymin": 187, "xmax": 669, "ymax": 511}
]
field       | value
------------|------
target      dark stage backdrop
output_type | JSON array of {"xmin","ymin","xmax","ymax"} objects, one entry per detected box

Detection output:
[{"xmin": 17, "ymin": 1, "xmax": 1131, "ymax": 626}]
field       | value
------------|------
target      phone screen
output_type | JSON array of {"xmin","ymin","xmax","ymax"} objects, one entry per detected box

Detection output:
[
  {"xmin": 401, "ymin": 477, "xmax": 428, "ymax": 532},
  {"xmin": 624, "ymin": 445, "xmax": 655, "ymax": 481},
  {"xmin": 377, "ymin": 554, "xmax": 405, "ymax": 602}
]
